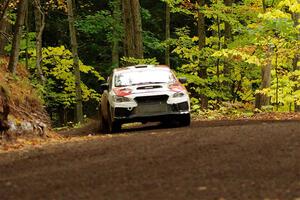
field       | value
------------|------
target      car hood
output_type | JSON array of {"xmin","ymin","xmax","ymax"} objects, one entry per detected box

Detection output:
[{"xmin": 113, "ymin": 82, "xmax": 187, "ymax": 98}]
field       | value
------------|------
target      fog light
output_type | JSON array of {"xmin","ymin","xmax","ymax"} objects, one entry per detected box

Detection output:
[
  {"xmin": 173, "ymin": 92, "xmax": 185, "ymax": 98},
  {"xmin": 113, "ymin": 96, "xmax": 131, "ymax": 102}
]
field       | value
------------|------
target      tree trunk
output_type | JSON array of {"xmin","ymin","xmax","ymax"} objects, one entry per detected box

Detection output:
[
  {"xmin": 122, "ymin": 0, "xmax": 131, "ymax": 58},
  {"xmin": 33, "ymin": 0, "xmax": 46, "ymax": 83},
  {"xmin": 0, "ymin": 0, "xmax": 10, "ymax": 56},
  {"xmin": 0, "ymin": 0, "xmax": 10, "ymax": 21},
  {"xmin": 67, "ymin": 0, "xmax": 83, "ymax": 123},
  {"xmin": 0, "ymin": 19, "xmax": 12, "ymax": 56},
  {"xmin": 255, "ymin": 45, "xmax": 272, "ymax": 109},
  {"xmin": 223, "ymin": 0, "xmax": 233, "ymax": 95},
  {"xmin": 197, "ymin": 0, "xmax": 208, "ymax": 109},
  {"xmin": 224, "ymin": 0, "xmax": 233, "ymax": 44},
  {"xmin": 8, "ymin": 0, "xmax": 28, "ymax": 74},
  {"xmin": 292, "ymin": 1, "xmax": 300, "ymax": 112},
  {"xmin": 111, "ymin": 0, "xmax": 120, "ymax": 68},
  {"xmin": 112, "ymin": 37, "xmax": 119, "ymax": 68},
  {"xmin": 255, "ymin": 0, "xmax": 272, "ymax": 109},
  {"xmin": 131, "ymin": 0, "xmax": 143, "ymax": 58},
  {"xmin": 0, "ymin": 86, "xmax": 10, "ymax": 139},
  {"xmin": 24, "ymin": 0, "xmax": 29, "ymax": 69},
  {"xmin": 165, "ymin": 2, "xmax": 170, "ymax": 66},
  {"xmin": 262, "ymin": 0, "xmax": 267, "ymax": 12},
  {"xmin": 122, "ymin": 0, "xmax": 143, "ymax": 59},
  {"xmin": 293, "ymin": 55, "xmax": 299, "ymax": 112}
]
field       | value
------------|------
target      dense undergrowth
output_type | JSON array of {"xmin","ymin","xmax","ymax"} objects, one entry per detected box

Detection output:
[{"xmin": 0, "ymin": 57, "xmax": 52, "ymax": 142}]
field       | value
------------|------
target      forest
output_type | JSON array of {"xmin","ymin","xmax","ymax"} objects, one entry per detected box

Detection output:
[{"xmin": 0, "ymin": 0, "xmax": 299, "ymax": 126}]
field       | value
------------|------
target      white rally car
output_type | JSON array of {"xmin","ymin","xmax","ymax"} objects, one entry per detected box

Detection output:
[{"xmin": 99, "ymin": 65, "xmax": 191, "ymax": 133}]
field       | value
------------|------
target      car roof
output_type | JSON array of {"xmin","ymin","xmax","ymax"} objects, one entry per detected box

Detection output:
[{"xmin": 113, "ymin": 65, "xmax": 170, "ymax": 74}]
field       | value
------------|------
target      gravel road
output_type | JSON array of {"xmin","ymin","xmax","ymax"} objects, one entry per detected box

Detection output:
[{"xmin": 0, "ymin": 120, "xmax": 299, "ymax": 200}]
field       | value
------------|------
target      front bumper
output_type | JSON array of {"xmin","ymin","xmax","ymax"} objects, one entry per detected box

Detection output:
[{"xmin": 112, "ymin": 101, "xmax": 190, "ymax": 122}]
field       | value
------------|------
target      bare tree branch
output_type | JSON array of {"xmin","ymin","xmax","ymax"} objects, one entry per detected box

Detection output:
[
  {"xmin": 33, "ymin": 0, "xmax": 45, "ymax": 41},
  {"xmin": 0, "ymin": 31, "xmax": 11, "ymax": 42},
  {"xmin": 33, "ymin": 0, "xmax": 46, "ymax": 83}
]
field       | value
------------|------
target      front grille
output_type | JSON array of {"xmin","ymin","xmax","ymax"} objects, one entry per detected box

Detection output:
[
  {"xmin": 134, "ymin": 95, "xmax": 169, "ymax": 114},
  {"xmin": 135, "ymin": 103, "xmax": 168, "ymax": 114},
  {"xmin": 115, "ymin": 108, "xmax": 132, "ymax": 118}
]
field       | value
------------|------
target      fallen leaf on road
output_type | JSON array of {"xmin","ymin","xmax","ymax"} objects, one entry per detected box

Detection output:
[{"xmin": 197, "ymin": 186, "xmax": 207, "ymax": 191}]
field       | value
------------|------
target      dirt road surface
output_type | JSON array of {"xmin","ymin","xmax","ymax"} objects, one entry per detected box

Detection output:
[{"xmin": 0, "ymin": 120, "xmax": 300, "ymax": 200}]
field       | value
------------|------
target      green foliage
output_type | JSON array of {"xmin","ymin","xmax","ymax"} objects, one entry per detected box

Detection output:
[
  {"xmin": 212, "ymin": 49, "xmax": 261, "ymax": 66},
  {"xmin": 120, "ymin": 57, "xmax": 159, "ymax": 66},
  {"xmin": 193, "ymin": 102, "xmax": 255, "ymax": 120},
  {"xmin": 168, "ymin": 0, "xmax": 300, "ymax": 112},
  {"xmin": 8, "ymin": 0, "xmax": 299, "ymax": 122},
  {"xmin": 161, "ymin": 0, "xmax": 194, "ymax": 15},
  {"xmin": 28, "ymin": 46, "xmax": 104, "ymax": 108},
  {"xmin": 76, "ymin": 0, "xmax": 123, "ymax": 44},
  {"xmin": 76, "ymin": 9, "xmax": 123, "ymax": 44},
  {"xmin": 248, "ymin": 3, "xmax": 300, "ymax": 111},
  {"xmin": 5, "ymin": 32, "xmax": 36, "ymax": 53},
  {"xmin": 143, "ymin": 31, "xmax": 165, "ymax": 54},
  {"xmin": 5, "ymin": 9, "xmax": 16, "ymax": 25}
]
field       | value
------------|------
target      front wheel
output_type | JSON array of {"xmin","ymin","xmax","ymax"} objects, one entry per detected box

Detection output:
[
  {"xmin": 108, "ymin": 118, "xmax": 121, "ymax": 133},
  {"xmin": 98, "ymin": 105, "xmax": 108, "ymax": 133},
  {"xmin": 178, "ymin": 113, "xmax": 191, "ymax": 127},
  {"xmin": 107, "ymin": 106, "xmax": 121, "ymax": 133}
]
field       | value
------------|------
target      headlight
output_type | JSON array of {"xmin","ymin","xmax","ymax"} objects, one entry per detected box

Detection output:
[
  {"xmin": 113, "ymin": 96, "xmax": 131, "ymax": 102},
  {"xmin": 173, "ymin": 92, "xmax": 185, "ymax": 98}
]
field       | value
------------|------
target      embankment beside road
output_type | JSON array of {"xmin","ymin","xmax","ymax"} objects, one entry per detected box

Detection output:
[{"xmin": 0, "ymin": 57, "xmax": 51, "ymax": 145}]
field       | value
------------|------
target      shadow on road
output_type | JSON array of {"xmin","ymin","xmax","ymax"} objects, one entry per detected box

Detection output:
[
  {"xmin": 58, "ymin": 119, "xmax": 172, "ymax": 138},
  {"xmin": 58, "ymin": 118, "xmax": 299, "ymax": 138}
]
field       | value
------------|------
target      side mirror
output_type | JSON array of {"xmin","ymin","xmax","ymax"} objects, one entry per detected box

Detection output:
[
  {"xmin": 101, "ymin": 83, "xmax": 109, "ymax": 91},
  {"xmin": 178, "ymin": 77, "xmax": 187, "ymax": 84}
]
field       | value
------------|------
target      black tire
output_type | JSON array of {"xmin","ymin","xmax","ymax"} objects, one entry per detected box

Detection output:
[
  {"xmin": 98, "ymin": 105, "xmax": 109, "ymax": 133},
  {"xmin": 107, "ymin": 106, "xmax": 121, "ymax": 133},
  {"xmin": 108, "ymin": 120, "xmax": 121, "ymax": 133},
  {"xmin": 178, "ymin": 113, "xmax": 191, "ymax": 127},
  {"xmin": 160, "ymin": 119, "xmax": 172, "ymax": 128}
]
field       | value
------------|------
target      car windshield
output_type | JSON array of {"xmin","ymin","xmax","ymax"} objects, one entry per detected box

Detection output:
[{"xmin": 114, "ymin": 69, "xmax": 176, "ymax": 87}]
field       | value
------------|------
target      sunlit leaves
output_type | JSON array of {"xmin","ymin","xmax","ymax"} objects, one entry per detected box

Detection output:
[
  {"xmin": 29, "ymin": 46, "xmax": 103, "ymax": 108},
  {"xmin": 45, "ymin": 0, "xmax": 67, "ymax": 12},
  {"xmin": 161, "ymin": 0, "xmax": 194, "ymax": 15},
  {"xmin": 120, "ymin": 57, "xmax": 159, "ymax": 65},
  {"xmin": 213, "ymin": 49, "xmax": 261, "ymax": 66},
  {"xmin": 278, "ymin": 0, "xmax": 300, "ymax": 13},
  {"xmin": 166, "ymin": 0, "xmax": 299, "ymax": 111}
]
